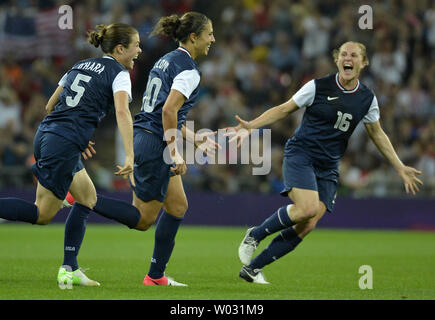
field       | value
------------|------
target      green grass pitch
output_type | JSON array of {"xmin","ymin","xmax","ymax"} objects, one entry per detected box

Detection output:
[{"xmin": 0, "ymin": 224, "xmax": 434, "ymax": 300}]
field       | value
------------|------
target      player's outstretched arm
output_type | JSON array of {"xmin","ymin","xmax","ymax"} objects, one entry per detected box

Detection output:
[
  {"xmin": 364, "ymin": 121, "xmax": 423, "ymax": 195},
  {"xmin": 181, "ymin": 124, "xmax": 221, "ymax": 157},
  {"xmin": 225, "ymin": 98, "xmax": 299, "ymax": 147}
]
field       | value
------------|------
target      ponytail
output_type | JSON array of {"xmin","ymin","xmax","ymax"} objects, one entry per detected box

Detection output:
[
  {"xmin": 87, "ymin": 23, "xmax": 138, "ymax": 54},
  {"xmin": 150, "ymin": 12, "xmax": 210, "ymax": 43}
]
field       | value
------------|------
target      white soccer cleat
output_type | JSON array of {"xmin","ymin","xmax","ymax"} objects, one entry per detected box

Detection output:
[
  {"xmin": 239, "ymin": 266, "xmax": 270, "ymax": 284},
  {"xmin": 167, "ymin": 277, "xmax": 188, "ymax": 287},
  {"xmin": 58, "ymin": 266, "xmax": 100, "ymax": 287},
  {"xmin": 238, "ymin": 227, "xmax": 259, "ymax": 265},
  {"xmin": 71, "ymin": 268, "xmax": 101, "ymax": 286}
]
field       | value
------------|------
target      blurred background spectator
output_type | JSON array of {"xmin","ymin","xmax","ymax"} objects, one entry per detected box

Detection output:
[{"xmin": 0, "ymin": 0, "xmax": 433, "ymax": 198}]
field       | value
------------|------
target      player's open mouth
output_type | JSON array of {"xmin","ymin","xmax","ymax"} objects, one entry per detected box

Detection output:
[{"xmin": 343, "ymin": 64, "xmax": 353, "ymax": 71}]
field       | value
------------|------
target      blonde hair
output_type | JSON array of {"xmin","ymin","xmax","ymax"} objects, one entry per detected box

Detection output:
[{"xmin": 332, "ymin": 41, "xmax": 369, "ymax": 66}]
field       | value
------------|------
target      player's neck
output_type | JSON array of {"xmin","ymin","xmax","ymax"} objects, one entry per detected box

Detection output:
[
  {"xmin": 338, "ymin": 74, "xmax": 358, "ymax": 91},
  {"xmin": 179, "ymin": 43, "xmax": 196, "ymax": 59},
  {"xmin": 106, "ymin": 53, "xmax": 122, "ymax": 65}
]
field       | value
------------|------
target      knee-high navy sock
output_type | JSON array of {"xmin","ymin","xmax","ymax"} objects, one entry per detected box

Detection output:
[
  {"xmin": 249, "ymin": 227, "xmax": 302, "ymax": 270},
  {"xmin": 148, "ymin": 211, "xmax": 183, "ymax": 279},
  {"xmin": 250, "ymin": 205, "xmax": 295, "ymax": 242},
  {"xmin": 0, "ymin": 198, "xmax": 39, "ymax": 224},
  {"xmin": 93, "ymin": 194, "xmax": 141, "ymax": 229},
  {"xmin": 63, "ymin": 203, "xmax": 91, "ymax": 271}
]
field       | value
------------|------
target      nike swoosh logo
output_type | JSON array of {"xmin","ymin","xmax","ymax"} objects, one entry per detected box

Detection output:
[{"xmin": 327, "ymin": 96, "xmax": 339, "ymax": 101}]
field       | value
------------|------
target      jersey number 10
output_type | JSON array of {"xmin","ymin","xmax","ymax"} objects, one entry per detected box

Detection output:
[
  {"xmin": 142, "ymin": 77, "xmax": 162, "ymax": 113},
  {"xmin": 334, "ymin": 111, "xmax": 352, "ymax": 132}
]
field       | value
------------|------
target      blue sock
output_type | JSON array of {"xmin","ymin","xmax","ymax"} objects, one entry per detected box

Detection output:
[
  {"xmin": 250, "ymin": 205, "xmax": 295, "ymax": 242},
  {"xmin": 63, "ymin": 203, "xmax": 91, "ymax": 271},
  {"xmin": 0, "ymin": 198, "xmax": 39, "ymax": 224},
  {"xmin": 148, "ymin": 211, "xmax": 183, "ymax": 279},
  {"xmin": 93, "ymin": 194, "xmax": 141, "ymax": 229},
  {"xmin": 249, "ymin": 227, "xmax": 302, "ymax": 270}
]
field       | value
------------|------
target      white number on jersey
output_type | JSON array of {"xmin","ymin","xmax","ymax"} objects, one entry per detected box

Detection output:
[
  {"xmin": 142, "ymin": 77, "xmax": 162, "ymax": 113},
  {"xmin": 334, "ymin": 111, "xmax": 353, "ymax": 132},
  {"xmin": 66, "ymin": 74, "xmax": 92, "ymax": 107}
]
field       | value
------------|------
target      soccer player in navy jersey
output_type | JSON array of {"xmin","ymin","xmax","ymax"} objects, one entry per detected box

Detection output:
[
  {"xmin": 0, "ymin": 23, "xmax": 142, "ymax": 286},
  {"xmin": 131, "ymin": 12, "xmax": 216, "ymax": 286},
  {"xmin": 226, "ymin": 41, "xmax": 423, "ymax": 284}
]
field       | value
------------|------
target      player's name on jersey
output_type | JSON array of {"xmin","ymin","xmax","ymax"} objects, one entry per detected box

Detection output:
[
  {"xmin": 153, "ymin": 58, "xmax": 170, "ymax": 72},
  {"xmin": 76, "ymin": 61, "xmax": 105, "ymax": 74}
]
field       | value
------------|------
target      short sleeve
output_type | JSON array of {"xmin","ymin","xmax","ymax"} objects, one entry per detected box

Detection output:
[
  {"xmin": 171, "ymin": 69, "xmax": 201, "ymax": 99},
  {"xmin": 58, "ymin": 73, "xmax": 67, "ymax": 87},
  {"xmin": 363, "ymin": 96, "xmax": 380, "ymax": 123},
  {"xmin": 291, "ymin": 80, "xmax": 316, "ymax": 108},
  {"xmin": 112, "ymin": 70, "xmax": 132, "ymax": 102}
]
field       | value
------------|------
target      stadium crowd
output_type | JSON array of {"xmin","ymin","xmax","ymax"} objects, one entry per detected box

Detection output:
[{"xmin": 0, "ymin": 0, "xmax": 433, "ymax": 197}]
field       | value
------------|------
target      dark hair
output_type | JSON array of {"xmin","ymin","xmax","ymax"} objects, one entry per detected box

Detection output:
[
  {"xmin": 150, "ymin": 12, "xmax": 210, "ymax": 43},
  {"xmin": 88, "ymin": 23, "xmax": 138, "ymax": 54}
]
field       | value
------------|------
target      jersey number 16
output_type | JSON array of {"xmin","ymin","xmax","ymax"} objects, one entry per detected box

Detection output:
[{"xmin": 334, "ymin": 111, "xmax": 353, "ymax": 132}]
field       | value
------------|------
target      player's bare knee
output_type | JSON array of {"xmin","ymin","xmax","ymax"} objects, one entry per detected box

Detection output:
[
  {"xmin": 164, "ymin": 201, "xmax": 188, "ymax": 217},
  {"xmin": 299, "ymin": 203, "xmax": 319, "ymax": 221},
  {"xmin": 77, "ymin": 194, "xmax": 97, "ymax": 210}
]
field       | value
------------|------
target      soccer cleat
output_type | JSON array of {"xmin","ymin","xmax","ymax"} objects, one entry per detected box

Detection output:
[
  {"xmin": 61, "ymin": 199, "xmax": 72, "ymax": 209},
  {"xmin": 57, "ymin": 266, "xmax": 100, "ymax": 287},
  {"xmin": 238, "ymin": 227, "xmax": 259, "ymax": 265},
  {"xmin": 142, "ymin": 274, "xmax": 188, "ymax": 286},
  {"xmin": 61, "ymin": 193, "xmax": 75, "ymax": 209},
  {"xmin": 71, "ymin": 268, "xmax": 100, "ymax": 286},
  {"xmin": 57, "ymin": 266, "xmax": 73, "ymax": 288},
  {"xmin": 239, "ymin": 266, "xmax": 270, "ymax": 284}
]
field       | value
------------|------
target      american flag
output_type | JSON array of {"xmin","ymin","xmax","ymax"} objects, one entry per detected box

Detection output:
[{"xmin": 0, "ymin": 7, "xmax": 73, "ymax": 60}]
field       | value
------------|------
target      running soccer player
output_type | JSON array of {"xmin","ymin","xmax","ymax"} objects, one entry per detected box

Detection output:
[
  {"xmin": 226, "ymin": 41, "xmax": 423, "ymax": 284},
  {"xmin": 0, "ymin": 23, "xmax": 142, "ymax": 286},
  {"xmin": 132, "ymin": 12, "xmax": 216, "ymax": 286}
]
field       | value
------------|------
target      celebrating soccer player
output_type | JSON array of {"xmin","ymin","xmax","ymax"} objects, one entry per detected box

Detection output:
[
  {"xmin": 132, "ymin": 12, "xmax": 217, "ymax": 286},
  {"xmin": 226, "ymin": 41, "xmax": 423, "ymax": 284},
  {"xmin": 0, "ymin": 23, "xmax": 142, "ymax": 286}
]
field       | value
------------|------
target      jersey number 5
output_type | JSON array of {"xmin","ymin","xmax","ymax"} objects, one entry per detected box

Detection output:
[
  {"xmin": 142, "ymin": 77, "xmax": 162, "ymax": 113},
  {"xmin": 66, "ymin": 74, "xmax": 92, "ymax": 107},
  {"xmin": 334, "ymin": 111, "xmax": 352, "ymax": 132}
]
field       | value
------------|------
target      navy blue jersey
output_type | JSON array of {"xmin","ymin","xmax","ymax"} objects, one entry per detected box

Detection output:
[
  {"xmin": 39, "ymin": 56, "xmax": 131, "ymax": 150},
  {"xmin": 285, "ymin": 73, "xmax": 379, "ymax": 168},
  {"xmin": 134, "ymin": 47, "xmax": 201, "ymax": 137}
]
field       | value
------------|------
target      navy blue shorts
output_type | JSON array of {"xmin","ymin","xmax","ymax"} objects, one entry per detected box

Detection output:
[
  {"xmin": 280, "ymin": 146, "xmax": 338, "ymax": 212},
  {"xmin": 132, "ymin": 128, "xmax": 172, "ymax": 202},
  {"xmin": 31, "ymin": 129, "xmax": 84, "ymax": 200}
]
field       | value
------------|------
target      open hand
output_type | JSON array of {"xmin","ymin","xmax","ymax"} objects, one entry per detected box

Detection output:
[
  {"xmin": 223, "ymin": 115, "xmax": 252, "ymax": 148},
  {"xmin": 398, "ymin": 166, "xmax": 423, "ymax": 195}
]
